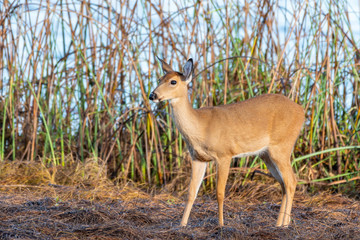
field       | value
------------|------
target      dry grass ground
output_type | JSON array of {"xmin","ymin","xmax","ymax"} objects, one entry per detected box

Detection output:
[{"xmin": 0, "ymin": 181, "xmax": 359, "ymax": 239}]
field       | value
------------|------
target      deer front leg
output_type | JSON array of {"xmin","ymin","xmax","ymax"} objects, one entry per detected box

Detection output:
[
  {"xmin": 216, "ymin": 160, "xmax": 231, "ymax": 226},
  {"xmin": 180, "ymin": 160, "xmax": 207, "ymax": 226}
]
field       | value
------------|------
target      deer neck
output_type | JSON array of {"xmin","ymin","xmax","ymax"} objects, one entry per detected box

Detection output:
[{"xmin": 170, "ymin": 96, "xmax": 200, "ymax": 141}]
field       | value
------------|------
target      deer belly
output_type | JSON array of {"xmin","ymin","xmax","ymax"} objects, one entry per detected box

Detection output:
[
  {"xmin": 189, "ymin": 147, "xmax": 216, "ymax": 162},
  {"xmin": 232, "ymin": 146, "xmax": 268, "ymax": 158}
]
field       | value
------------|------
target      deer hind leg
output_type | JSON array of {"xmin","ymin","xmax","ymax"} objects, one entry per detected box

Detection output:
[
  {"xmin": 180, "ymin": 160, "xmax": 207, "ymax": 226},
  {"xmin": 262, "ymin": 149, "xmax": 297, "ymax": 227},
  {"xmin": 216, "ymin": 159, "xmax": 231, "ymax": 226}
]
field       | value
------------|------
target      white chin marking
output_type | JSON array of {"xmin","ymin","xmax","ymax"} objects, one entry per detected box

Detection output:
[{"xmin": 153, "ymin": 99, "xmax": 159, "ymax": 103}]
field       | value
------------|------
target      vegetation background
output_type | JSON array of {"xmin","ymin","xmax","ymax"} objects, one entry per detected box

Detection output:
[{"xmin": 0, "ymin": 0, "xmax": 359, "ymax": 195}]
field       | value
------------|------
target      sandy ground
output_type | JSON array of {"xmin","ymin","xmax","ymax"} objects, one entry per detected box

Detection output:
[{"xmin": 0, "ymin": 184, "xmax": 359, "ymax": 240}]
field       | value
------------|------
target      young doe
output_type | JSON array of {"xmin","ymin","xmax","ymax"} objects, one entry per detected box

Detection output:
[{"xmin": 149, "ymin": 58, "xmax": 304, "ymax": 227}]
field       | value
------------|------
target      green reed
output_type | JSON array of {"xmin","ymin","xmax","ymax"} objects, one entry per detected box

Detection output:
[{"xmin": 0, "ymin": 0, "xmax": 358, "ymax": 191}]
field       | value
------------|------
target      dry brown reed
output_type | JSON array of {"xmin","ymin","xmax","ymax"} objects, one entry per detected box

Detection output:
[{"xmin": 0, "ymin": 0, "xmax": 359, "ymax": 191}]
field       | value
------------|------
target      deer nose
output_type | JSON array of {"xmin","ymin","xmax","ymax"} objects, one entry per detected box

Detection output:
[{"xmin": 149, "ymin": 92, "xmax": 157, "ymax": 101}]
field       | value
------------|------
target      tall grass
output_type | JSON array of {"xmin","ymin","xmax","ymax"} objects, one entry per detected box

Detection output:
[{"xmin": 0, "ymin": 0, "xmax": 359, "ymax": 191}]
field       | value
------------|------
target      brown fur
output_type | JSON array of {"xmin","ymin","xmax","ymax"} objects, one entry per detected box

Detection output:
[{"xmin": 150, "ymin": 59, "xmax": 304, "ymax": 227}]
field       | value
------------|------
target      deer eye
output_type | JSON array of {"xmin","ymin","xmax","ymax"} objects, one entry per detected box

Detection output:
[{"xmin": 170, "ymin": 80, "xmax": 177, "ymax": 85}]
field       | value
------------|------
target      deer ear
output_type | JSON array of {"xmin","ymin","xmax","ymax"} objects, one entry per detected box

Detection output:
[
  {"xmin": 156, "ymin": 56, "xmax": 173, "ymax": 73},
  {"xmin": 183, "ymin": 58, "xmax": 193, "ymax": 83}
]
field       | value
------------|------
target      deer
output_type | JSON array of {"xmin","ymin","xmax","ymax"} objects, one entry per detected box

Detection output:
[{"xmin": 149, "ymin": 57, "xmax": 304, "ymax": 227}]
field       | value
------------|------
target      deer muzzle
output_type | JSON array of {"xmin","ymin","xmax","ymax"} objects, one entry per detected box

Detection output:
[{"xmin": 149, "ymin": 92, "xmax": 157, "ymax": 101}]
